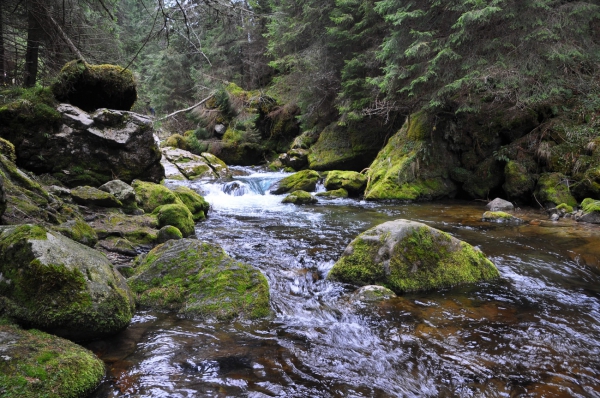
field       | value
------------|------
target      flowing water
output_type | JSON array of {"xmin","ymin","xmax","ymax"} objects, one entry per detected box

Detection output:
[{"xmin": 89, "ymin": 167, "xmax": 600, "ymax": 397}]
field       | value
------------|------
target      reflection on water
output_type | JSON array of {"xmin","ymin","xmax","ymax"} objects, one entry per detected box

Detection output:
[{"xmin": 90, "ymin": 168, "xmax": 600, "ymax": 397}]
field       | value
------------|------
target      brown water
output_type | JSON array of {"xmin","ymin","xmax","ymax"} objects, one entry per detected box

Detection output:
[{"xmin": 88, "ymin": 169, "xmax": 600, "ymax": 397}]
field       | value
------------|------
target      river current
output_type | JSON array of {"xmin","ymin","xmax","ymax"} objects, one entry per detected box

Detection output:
[{"xmin": 89, "ymin": 167, "xmax": 600, "ymax": 397}]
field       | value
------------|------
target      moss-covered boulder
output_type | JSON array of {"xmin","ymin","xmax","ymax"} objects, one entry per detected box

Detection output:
[
  {"xmin": 157, "ymin": 225, "xmax": 183, "ymax": 243},
  {"xmin": 0, "ymin": 225, "xmax": 135, "ymax": 340},
  {"xmin": 503, "ymin": 161, "xmax": 535, "ymax": 200},
  {"xmin": 132, "ymin": 180, "xmax": 182, "ymax": 213},
  {"xmin": 534, "ymin": 172, "xmax": 578, "ymax": 208},
  {"xmin": 576, "ymin": 198, "xmax": 600, "ymax": 224},
  {"xmin": 172, "ymin": 186, "xmax": 210, "ymax": 221},
  {"xmin": 51, "ymin": 60, "xmax": 137, "ymax": 112},
  {"xmin": 87, "ymin": 209, "xmax": 159, "ymax": 245},
  {"xmin": 282, "ymin": 190, "xmax": 318, "ymax": 205},
  {"xmin": 328, "ymin": 219, "xmax": 499, "ymax": 293},
  {"xmin": 0, "ymin": 322, "xmax": 105, "ymax": 398},
  {"xmin": 70, "ymin": 186, "xmax": 123, "ymax": 208},
  {"xmin": 128, "ymin": 239, "xmax": 271, "ymax": 320},
  {"xmin": 308, "ymin": 120, "xmax": 390, "ymax": 171},
  {"xmin": 364, "ymin": 112, "xmax": 458, "ymax": 201},
  {"xmin": 269, "ymin": 170, "xmax": 320, "ymax": 194},
  {"xmin": 315, "ymin": 188, "xmax": 349, "ymax": 198},
  {"xmin": 482, "ymin": 211, "xmax": 523, "ymax": 224},
  {"xmin": 53, "ymin": 218, "xmax": 98, "ymax": 247},
  {"xmin": 155, "ymin": 204, "xmax": 195, "ymax": 237},
  {"xmin": 279, "ymin": 148, "xmax": 309, "ymax": 170},
  {"xmin": 324, "ymin": 170, "xmax": 367, "ymax": 195}
]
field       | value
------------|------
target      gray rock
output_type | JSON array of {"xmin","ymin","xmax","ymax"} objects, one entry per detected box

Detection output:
[
  {"xmin": 279, "ymin": 148, "xmax": 309, "ymax": 170},
  {"xmin": 351, "ymin": 285, "xmax": 397, "ymax": 303},
  {"xmin": 214, "ymin": 124, "xmax": 226, "ymax": 136},
  {"xmin": 550, "ymin": 213, "xmax": 560, "ymax": 221},
  {"xmin": 0, "ymin": 225, "xmax": 135, "ymax": 340},
  {"xmin": 99, "ymin": 179, "xmax": 137, "ymax": 205},
  {"xmin": 71, "ymin": 186, "xmax": 123, "ymax": 207},
  {"xmin": 486, "ymin": 198, "xmax": 514, "ymax": 211},
  {"xmin": 161, "ymin": 147, "xmax": 229, "ymax": 180}
]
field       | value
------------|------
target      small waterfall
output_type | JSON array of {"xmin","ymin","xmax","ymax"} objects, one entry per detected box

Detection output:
[{"xmin": 222, "ymin": 181, "xmax": 249, "ymax": 196}]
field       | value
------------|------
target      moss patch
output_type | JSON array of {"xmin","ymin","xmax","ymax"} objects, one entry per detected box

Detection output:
[
  {"xmin": 0, "ymin": 323, "xmax": 105, "ymax": 398},
  {"xmin": 270, "ymin": 170, "xmax": 320, "ymax": 194},
  {"xmin": 155, "ymin": 204, "xmax": 195, "ymax": 237},
  {"xmin": 132, "ymin": 180, "xmax": 183, "ymax": 213},
  {"xmin": 534, "ymin": 173, "xmax": 578, "ymax": 207},
  {"xmin": 282, "ymin": 190, "xmax": 317, "ymax": 204},
  {"xmin": 324, "ymin": 170, "xmax": 367, "ymax": 195},
  {"xmin": 172, "ymin": 186, "xmax": 209, "ymax": 221},
  {"xmin": 128, "ymin": 239, "xmax": 270, "ymax": 320}
]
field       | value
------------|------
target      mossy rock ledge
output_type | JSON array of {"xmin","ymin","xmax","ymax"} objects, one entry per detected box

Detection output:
[
  {"xmin": 0, "ymin": 225, "xmax": 135, "ymax": 341},
  {"xmin": 324, "ymin": 170, "xmax": 367, "ymax": 195},
  {"xmin": 128, "ymin": 239, "xmax": 271, "ymax": 320},
  {"xmin": 328, "ymin": 219, "xmax": 499, "ymax": 293},
  {"xmin": 0, "ymin": 322, "xmax": 105, "ymax": 398}
]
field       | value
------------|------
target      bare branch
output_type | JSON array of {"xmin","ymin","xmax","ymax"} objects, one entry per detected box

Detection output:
[{"xmin": 155, "ymin": 93, "xmax": 215, "ymax": 121}]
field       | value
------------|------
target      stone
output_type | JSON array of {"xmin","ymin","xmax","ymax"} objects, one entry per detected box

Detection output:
[
  {"xmin": 161, "ymin": 147, "xmax": 228, "ymax": 180},
  {"xmin": 328, "ymin": 219, "xmax": 499, "ymax": 293},
  {"xmin": 0, "ymin": 225, "xmax": 135, "ymax": 340},
  {"xmin": 132, "ymin": 180, "xmax": 182, "ymax": 213},
  {"xmin": 214, "ymin": 124, "xmax": 226, "ymax": 136},
  {"xmin": 53, "ymin": 218, "xmax": 98, "ymax": 247},
  {"xmin": 157, "ymin": 225, "xmax": 183, "ymax": 243},
  {"xmin": 282, "ymin": 190, "xmax": 318, "ymax": 205},
  {"xmin": 155, "ymin": 203, "xmax": 196, "ymax": 237},
  {"xmin": 364, "ymin": 112, "xmax": 458, "ymax": 201},
  {"xmin": 324, "ymin": 170, "xmax": 367, "ymax": 195},
  {"xmin": 269, "ymin": 169, "xmax": 320, "ymax": 194},
  {"xmin": 51, "ymin": 60, "xmax": 137, "ymax": 112},
  {"xmin": 351, "ymin": 285, "xmax": 397, "ymax": 303},
  {"xmin": 0, "ymin": 322, "xmax": 105, "ymax": 398},
  {"xmin": 99, "ymin": 180, "xmax": 137, "ymax": 206},
  {"xmin": 485, "ymin": 198, "xmax": 514, "ymax": 211},
  {"xmin": 534, "ymin": 173, "xmax": 577, "ymax": 208},
  {"xmin": 128, "ymin": 239, "xmax": 270, "ymax": 320},
  {"xmin": 172, "ymin": 186, "xmax": 210, "ymax": 221},
  {"xmin": 71, "ymin": 186, "xmax": 123, "ymax": 207},
  {"xmin": 279, "ymin": 148, "xmax": 309, "ymax": 170},
  {"xmin": 503, "ymin": 161, "xmax": 535, "ymax": 199},
  {"xmin": 87, "ymin": 210, "xmax": 159, "ymax": 245},
  {"xmin": 482, "ymin": 211, "xmax": 523, "ymax": 224},
  {"xmin": 315, "ymin": 188, "xmax": 349, "ymax": 198},
  {"xmin": 575, "ymin": 198, "xmax": 600, "ymax": 224}
]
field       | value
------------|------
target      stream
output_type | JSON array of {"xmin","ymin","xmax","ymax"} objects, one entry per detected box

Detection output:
[{"xmin": 89, "ymin": 167, "xmax": 600, "ymax": 397}]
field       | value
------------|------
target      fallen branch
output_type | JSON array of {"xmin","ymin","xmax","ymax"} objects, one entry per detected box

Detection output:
[{"xmin": 155, "ymin": 93, "xmax": 215, "ymax": 122}]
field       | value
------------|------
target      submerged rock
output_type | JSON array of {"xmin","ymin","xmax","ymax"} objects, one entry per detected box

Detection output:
[
  {"xmin": 486, "ymin": 198, "xmax": 514, "ymax": 211},
  {"xmin": 0, "ymin": 225, "xmax": 135, "ymax": 340},
  {"xmin": 351, "ymin": 285, "xmax": 397, "ymax": 303},
  {"xmin": 0, "ymin": 322, "xmax": 105, "ymax": 398},
  {"xmin": 282, "ymin": 190, "xmax": 318, "ymax": 205},
  {"xmin": 51, "ymin": 60, "xmax": 137, "ymax": 112},
  {"xmin": 128, "ymin": 239, "xmax": 270, "ymax": 320},
  {"xmin": 328, "ymin": 219, "xmax": 499, "ymax": 293},
  {"xmin": 482, "ymin": 211, "xmax": 523, "ymax": 224},
  {"xmin": 269, "ymin": 169, "xmax": 320, "ymax": 194}
]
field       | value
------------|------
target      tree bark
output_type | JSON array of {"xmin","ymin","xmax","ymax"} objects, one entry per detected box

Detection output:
[{"xmin": 24, "ymin": 1, "xmax": 43, "ymax": 88}]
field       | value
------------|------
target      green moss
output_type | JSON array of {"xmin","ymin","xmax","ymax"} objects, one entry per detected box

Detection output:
[
  {"xmin": 282, "ymin": 190, "xmax": 317, "ymax": 204},
  {"xmin": 535, "ymin": 173, "xmax": 578, "ymax": 207},
  {"xmin": 53, "ymin": 218, "xmax": 98, "ymax": 247},
  {"xmin": 172, "ymin": 186, "xmax": 209, "ymax": 221},
  {"xmin": 582, "ymin": 198, "xmax": 600, "ymax": 213},
  {"xmin": 328, "ymin": 223, "xmax": 499, "ymax": 293},
  {"xmin": 128, "ymin": 239, "xmax": 270, "ymax": 320},
  {"xmin": 157, "ymin": 225, "xmax": 183, "ymax": 243},
  {"xmin": 556, "ymin": 203, "xmax": 574, "ymax": 213},
  {"xmin": 156, "ymin": 203, "xmax": 195, "ymax": 237},
  {"xmin": 132, "ymin": 180, "xmax": 183, "ymax": 213},
  {"xmin": 324, "ymin": 170, "xmax": 367, "ymax": 195},
  {"xmin": 503, "ymin": 161, "xmax": 535, "ymax": 199},
  {"xmin": 0, "ymin": 323, "xmax": 104, "ymax": 398},
  {"xmin": 271, "ymin": 169, "xmax": 320, "ymax": 194},
  {"xmin": 0, "ymin": 137, "xmax": 16, "ymax": 163},
  {"xmin": 164, "ymin": 134, "xmax": 188, "ymax": 150},
  {"xmin": 481, "ymin": 211, "xmax": 522, "ymax": 223},
  {"xmin": 316, "ymin": 188, "xmax": 349, "ymax": 198}
]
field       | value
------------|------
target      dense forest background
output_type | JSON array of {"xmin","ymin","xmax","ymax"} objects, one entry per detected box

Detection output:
[{"xmin": 1, "ymin": 0, "xmax": 600, "ymax": 202}]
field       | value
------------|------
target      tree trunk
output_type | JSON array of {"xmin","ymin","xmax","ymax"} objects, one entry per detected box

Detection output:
[{"xmin": 24, "ymin": 1, "xmax": 43, "ymax": 88}]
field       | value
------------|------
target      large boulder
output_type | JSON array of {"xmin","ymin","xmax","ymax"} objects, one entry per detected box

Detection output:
[
  {"xmin": 364, "ymin": 112, "xmax": 458, "ymax": 201},
  {"xmin": 328, "ymin": 219, "xmax": 499, "ymax": 293},
  {"xmin": 308, "ymin": 120, "xmax": 390, "ymax": 171},
  {"xmin": 2, "ymin": 103, "xmax": 164, "ymax": 187},
  {"xmin": 324, "ymin": 170, "xmax": 367, "ymax": 195},
  {"xmin": 51, "ymin": 60, "xmax": 137, "ymax": 112},
  {"xmin": 269, "ymin": 169, "xmax": 320, "ymax": 194},
  {"xmin": 172, "ymin": 186, "xmax": 210, "ymax": 221},
  {"xmin": 128, "ymin": 239, "xmax": 270, "ymax": 320},
  {"xmin": 161, "ymin": 147, "xmax": 229, "ymax": 180},
  {"xmin": 0, "ymin": 322, "xmax": 105, "ymax": 398},
  {"xmin": 132, "ymin": 180, "xmax": 182, "ymax": 213},
  {"xmin": 534, "ymin": 172, "xmax": 578, "ymax": 208},
  {"xmin": 0, "ymin": 225, "xmax": 135, "ymax": 340}
]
